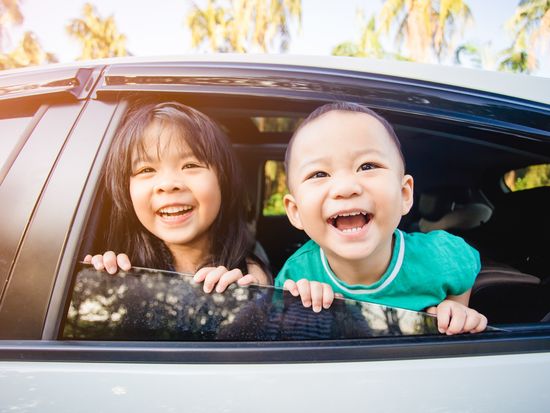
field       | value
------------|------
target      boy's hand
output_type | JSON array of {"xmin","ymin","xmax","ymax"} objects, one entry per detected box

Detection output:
[
  {"xmin": 84, "ymin": 252, "xmax": 132, "ymax": 274},
  {"xmin": 426, "ymin": 300, "xmax": 487, "ymax": 335},
  {"xmin": 282, "ymin": 279, "xmax": 337, "ymax": 313},
  {"xmin": 193, "ymin": 266, "xmax": 260, "ymax": 294}
]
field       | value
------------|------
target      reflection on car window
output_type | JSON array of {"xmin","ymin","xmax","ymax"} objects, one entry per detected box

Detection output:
[
  {"xmin": 503, "ymin": 164, "xmax": 550, "ymax": 192},
  {"xmin": 62, "ymin": 264, "xmax": 439, "ymax": 341}
]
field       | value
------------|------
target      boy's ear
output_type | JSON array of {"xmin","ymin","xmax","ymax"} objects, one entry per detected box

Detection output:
[
  {"xmin": 401, "ymin": 174, "xmax": 414, "ymax": 215},
  {"xmin": 283, "ymin": 193, "xmax": 304, "ymax": 230}
]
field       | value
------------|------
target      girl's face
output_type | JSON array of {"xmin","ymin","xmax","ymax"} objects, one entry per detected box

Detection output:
[{"xmin": 129, "ymin": 120, "xmax": 222, "ymax": 256}]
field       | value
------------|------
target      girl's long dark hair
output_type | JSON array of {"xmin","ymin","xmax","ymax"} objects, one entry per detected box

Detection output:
[{"xmin": 103, "ymin": 100, "xmax": 259, "ymax": 274}]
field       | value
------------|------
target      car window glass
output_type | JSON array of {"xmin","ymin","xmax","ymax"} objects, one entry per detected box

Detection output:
[
  {"xmin": 62, "ymin": 264, "xmax": 440, "ymax": 341},
  {"xmin": 263, "ymin": 160, "xmax": 288, "ymax": 216},
  {"xmin": 503, "ymin": 164, "xmax": 550, "ymax": 192}
]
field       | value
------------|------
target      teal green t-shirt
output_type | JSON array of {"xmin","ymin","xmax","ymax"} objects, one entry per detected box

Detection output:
[{"xmin": 275, "ymin": 230, "xmax": 480, "ymax": 311}]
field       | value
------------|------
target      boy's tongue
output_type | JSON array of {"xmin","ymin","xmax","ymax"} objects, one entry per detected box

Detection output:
[{"xmin": 334, "ymin": 214, "xmax": 367, "ymax": 230}]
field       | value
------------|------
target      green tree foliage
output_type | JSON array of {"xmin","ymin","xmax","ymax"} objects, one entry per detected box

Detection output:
[
  {"xmin": 506, "ymin": 164, "xmax": 550, "ymax": 192},
  {"xmin": 500, "ymin": 0, "xmax": 550, "ymax": 73},
  {"xmin": 67, "ymin": 3, "xmax": 129, "ymax": 60},
  {"xmin": 377, "ymin": 0, "xmax": 473, "ymax": 63},
  {"xmin": 0, "ymin": 0, "xmax": 57, "ymax": 69},
  {"xmin": 0, "ymin": 31, "xmax": 57, "ymax": 69},
  {"xmin": 186, "ymin": 0, "xmax": 301, "ymax": 53},
  {"xmin": 0, "ymin": 0, "xmax": 23, "ymax": 49},
  {"xmin": 263, "ymin": 160, "xmax": 288, "ymax": 216}
]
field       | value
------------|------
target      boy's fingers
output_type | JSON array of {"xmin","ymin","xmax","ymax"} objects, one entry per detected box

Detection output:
[
  {"xmin": 322, "ymin": 283, "xmax": 335, "ymax": 309},
  {"xmin": 215, "ymin": 268, "xmax": 242, "ymax": 293},
  {"xmin": 436, "ymin": 301, "xmax": 452, "ymax": 334},
  {"xmin": 309, "ymin": 281, "xmax": 324, "ymax": 312},
  {"xmin": 446, "ymin": 305, "xmax": 467, "ymax": 335},
  {"xmin": 334, "ymin": 293, "xmax": 344, "ymax": 299},
  {"xmin": 296, "ymin": 279, "xmax": 312, "ymax": 308},
  {"xmin": 471, "ymin": 314, "xmax": 488, "ymax": 333},
  {"xmin": 282, "ymin": 280, "xmax": 299, "ymax": 296},
  {"xmin": 116, "ymin": 253, "xmax": 131, "ymax": 271}
]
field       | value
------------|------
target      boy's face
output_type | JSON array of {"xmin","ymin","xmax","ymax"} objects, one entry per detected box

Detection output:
[{"xmin": 284, "ymin": 111, "xmax": 413, "ymax": 265}]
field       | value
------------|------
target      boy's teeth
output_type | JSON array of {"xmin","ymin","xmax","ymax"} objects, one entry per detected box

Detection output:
[{"xmin": 342, "ymin": 227, "xmax": 362, "ymax": 233}]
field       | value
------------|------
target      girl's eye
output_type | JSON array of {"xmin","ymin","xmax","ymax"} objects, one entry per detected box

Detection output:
[
  {"xmin": 358, "ymin": 163, "xmax": 377, "ymax": 172},
  {"xmin": 135, "ymin": 167, "xmax": 155, "ymax": 175},
  {"xmin": 308, "ymin": 171, "xmax": 328, "ymax": 180}
]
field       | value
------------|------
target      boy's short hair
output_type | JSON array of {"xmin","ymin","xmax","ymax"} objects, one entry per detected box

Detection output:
[{"xmin": 284, "ymin": 102, "xmax": 406, "ymax": 181}]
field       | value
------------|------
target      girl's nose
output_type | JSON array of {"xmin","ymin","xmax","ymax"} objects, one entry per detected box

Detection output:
[
  {"xmin": 329, "ymin": 174, "xmax": 363, "ymax": 199},
  {"xmin": 154, "ymin": 173, "xmax": 185, "ymax": 193}
]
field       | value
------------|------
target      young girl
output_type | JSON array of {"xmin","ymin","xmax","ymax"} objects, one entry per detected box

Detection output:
[{"xmin": 85, "ymin": 101, "xmax": 271, "ymax": 293}]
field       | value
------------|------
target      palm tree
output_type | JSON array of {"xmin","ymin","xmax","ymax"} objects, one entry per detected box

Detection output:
[
  {"xmin": 500, "ymin": 0, "xmax": 550, "ymax": 73},
  {"xmin": 332, "ymin": 12, "xmax": 386, "ymax": 58},
  {"xmin": 378, "ymin": 0, "xmax": 473, "ymax": 63},
  {"xmin": 186, "ymin": 0, "xmax": 301, "ymax": 53},
  {"xmin": 67, "ymin": 3, "xmax": 129, "ymax": 60}
]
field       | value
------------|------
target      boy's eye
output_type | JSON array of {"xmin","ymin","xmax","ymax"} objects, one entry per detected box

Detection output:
[
  {"xmin": 182, "ymin": 163, "xmax": 202, "ymax": 169},
  {"xmin": 307, "ymin": 171, "xmax": 328, "ymax": 180},
  {"xmin": 358, "ymin": 163, "xmax": 377, "ymax": 172}
]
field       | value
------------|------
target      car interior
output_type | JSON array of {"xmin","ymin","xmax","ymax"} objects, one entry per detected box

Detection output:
[{"xmin": 79, "ymin": 94, "xmax": 550, "ymax": 329}]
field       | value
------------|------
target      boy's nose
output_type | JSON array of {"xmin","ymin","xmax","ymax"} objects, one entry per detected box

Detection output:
[{"xmin": 329, "ymin": 175, "xmax": 362, "ymax": 198}]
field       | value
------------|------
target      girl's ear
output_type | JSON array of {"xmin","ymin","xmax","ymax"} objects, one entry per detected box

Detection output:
[
  {"xmin": 283, "ymin": 193, "xmax": 304, "ymax": 230},
  {"xmin": 401, "ymin": 174, "xmax": 414, "ymax": 215}
]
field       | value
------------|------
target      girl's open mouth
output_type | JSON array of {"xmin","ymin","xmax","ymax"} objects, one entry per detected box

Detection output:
[
  {"xmin": 157, "ymin": 205, "xmax": 193, "ymax": 219},
  {"xmin": 328, "ymin": 211, "xmax": 371, "ymax": 233}
]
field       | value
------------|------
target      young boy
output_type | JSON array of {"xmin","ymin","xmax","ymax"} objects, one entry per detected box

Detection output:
[{"xmin": 275, "ymin": 102, "xmax": 487, "ymax": 335}]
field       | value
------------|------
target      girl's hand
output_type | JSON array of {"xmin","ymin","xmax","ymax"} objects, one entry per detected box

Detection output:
[
  {"xmin": 282, "ymin": 279, "xmax": 339, "ymax": 313},
  {"xmin": 83, "ymin": 251, "xmax": 132, "ymax": 274},
  {"xmin": 426, "ymin": 300, "xmax": 488, "ymax": 335},
  {"xmin": 193, "ymin": 266, "xmax": 260, "ymax": 294}
]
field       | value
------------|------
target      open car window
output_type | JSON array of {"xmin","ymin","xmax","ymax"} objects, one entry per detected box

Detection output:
[{"xmin": 62, "ymin": 264, "xmax": 443, "ymax": 341}]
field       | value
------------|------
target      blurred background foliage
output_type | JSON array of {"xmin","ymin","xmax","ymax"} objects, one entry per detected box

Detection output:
[
  {"xmin": 504, "ymin": 164, "xmax": 550, "ymax": 192},
  {"xmin": 0, "ymin": 0, "xmax": 548, "ymax": 74}
]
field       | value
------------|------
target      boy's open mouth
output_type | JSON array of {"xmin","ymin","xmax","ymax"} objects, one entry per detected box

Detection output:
[
  {"xmin": 328, "ymin": 211, "xmax": 371, "ymax": 233},
  {"xmin": 157, "ymin": 205, "xmax": 193, "ymax": 217}
]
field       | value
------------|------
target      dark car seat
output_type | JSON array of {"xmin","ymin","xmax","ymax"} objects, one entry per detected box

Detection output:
[{"xmin": 415, "ymin": 187, "xmax": 548, "ymax": 324}]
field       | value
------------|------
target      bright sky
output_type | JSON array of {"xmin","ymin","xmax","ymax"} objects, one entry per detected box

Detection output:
[{"xmin": 9, "ymin": 0, "xmax": 549, "ymax": 77}]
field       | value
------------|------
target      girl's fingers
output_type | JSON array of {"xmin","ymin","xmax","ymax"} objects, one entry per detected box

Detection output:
[
  {"xmin": 103, "ymin": 251, "xmax": 118, "ymax": 274},
  {"xmin": 83, "ymin": 254, "xmax": 92, "ymax": 263},
  {"xmin": 91, "ymin": 254, "xmax": 105, "ymax": 271},
  {"xmin": 193, "ymin": 267, "xmax": 214, "ymax": 283},
  {"xmin": 237, "ymin": 274, "xmax": 258, "ymax": 286},
  {"xmin": 215, "ymin": 268, "xmax": 243, "ymax": 293},
  {"xmin": 202, "ymin": 266, "xmax": 228, "ymax": 293},
  {"xmin": 116, "ymin": 253, "xmax": 132, "ymax": 271}
]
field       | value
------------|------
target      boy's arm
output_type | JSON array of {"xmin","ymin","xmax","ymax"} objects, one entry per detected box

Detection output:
[{"xmin": 426, "ymin": 289, "xmax": 488, "ymax": 335}]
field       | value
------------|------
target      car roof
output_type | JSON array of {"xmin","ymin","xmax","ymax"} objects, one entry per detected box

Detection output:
[{"xmin": 1, "ymin": 54, "xmax": 549, "ymax": 105}]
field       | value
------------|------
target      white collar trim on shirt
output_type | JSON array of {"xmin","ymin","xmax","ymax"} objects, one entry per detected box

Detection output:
[{"xmin": 319, "ymin": 229, "xmax": 405, "ymax": 295}]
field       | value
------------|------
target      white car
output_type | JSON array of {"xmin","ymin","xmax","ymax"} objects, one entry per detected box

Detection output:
[{"xmin": 0, "ymin": 55, "xmax": 549, "ymax": 412}]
